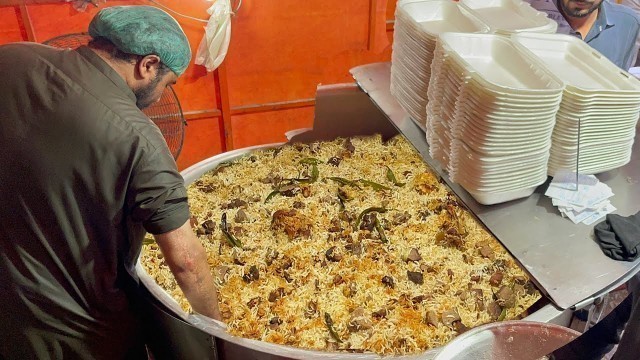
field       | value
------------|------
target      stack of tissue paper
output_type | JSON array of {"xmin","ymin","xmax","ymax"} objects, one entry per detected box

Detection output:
[{"xmin": 545, "ymin": 170, "xmax": 615, "ymax": 225}]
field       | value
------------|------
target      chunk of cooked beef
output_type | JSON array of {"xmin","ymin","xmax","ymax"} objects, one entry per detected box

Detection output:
[
  {"xmin": 406, "ymin": 248, "xmax": 422, "ymax": 262},
  {"xmin": 426, "ymin": 311, "xmax": 439, "ymax": 326},
  {"xmin": 234, "ymin": 209, "xmax": 249, "ymax": 223},
  {"xmin": 496, "ymin": 286, "xmax": 516, "ymax": 308},
  {"xmin": 271, "ymin": 209, "xmax": 312, "ymax": 239},
  {"xmin": 441, "ymin": 310, "xmax": 461, "ymax": 327},
  {"xmin": 392, "ymin": 212, "xmax": 411, "ymax": 226},
  {"xmin": 328, "ymin": 156, "xmax": 342, "ymax": 167},
  {"xmin": 222, "ymin": 198, "xmax": 248, "ymax": 209},
  {"xmin": 347, "ymin": 307, "xmax": 373, "ymax": 332},
  {"xmin": 489, "ymin": 271, "xmax": 504, "ymax": 287},
  {"xmin": 407, "ymin": 271, "xmax": 424, "ymax": 285},
  {"xmin": 414, "ymin": 172, "xmax": 439, "ymax": 195},
  {"xmin": 325, "ymin": 246, "xmax": 344, "ymax": 262}
]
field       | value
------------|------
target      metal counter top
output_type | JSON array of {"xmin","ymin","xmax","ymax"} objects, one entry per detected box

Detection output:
[{"xmin": 350, "ymin": 62, "xmax": 640, "ymax": 310}]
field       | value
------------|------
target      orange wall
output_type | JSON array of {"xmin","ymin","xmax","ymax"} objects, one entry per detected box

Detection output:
[
  {"xmin": 0, "ymin": 7, "xmax": 23, "ymax": 42},
  {"xmin": 0, "ymin": 0, "xmax": 393, "ymax": 169}
]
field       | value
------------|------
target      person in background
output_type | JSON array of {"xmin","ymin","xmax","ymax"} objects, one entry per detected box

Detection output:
[
  {"xmin": 620, "ymin": 0, "xmax": 640, "ymax": 66},
  {"xmin": 0, "ymin": 5, "xmax": 220, "ymax": 359},
  {"xmin": 524, "ymin": 0, "xmax": 640, "ymax": 70}
]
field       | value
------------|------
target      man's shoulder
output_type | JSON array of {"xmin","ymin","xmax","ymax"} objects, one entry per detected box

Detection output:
[
  {"xmin": 0, "ymin": 41, "xmax": 41, "ymax": 52},
  {"xmin": 606, "ymin": 1, "xmax": 640, "ymax": 26},
  {"xmin": 0, "ymin": 42, "xmax": 57, "ymax": 63}
]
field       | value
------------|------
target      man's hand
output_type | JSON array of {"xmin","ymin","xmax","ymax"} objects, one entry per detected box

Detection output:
[{"xmin": 154, "ymin": 220, "xmax": 221, "ymax": 320}]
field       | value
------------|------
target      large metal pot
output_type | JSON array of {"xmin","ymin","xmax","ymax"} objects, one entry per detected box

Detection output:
[
  {"xmin": 136, "ymin": 84, "xmax": 563, "ymax": 360},
  {"xmin": 136, "ymin": 144, "xmax": 557, "ymax": 360}
]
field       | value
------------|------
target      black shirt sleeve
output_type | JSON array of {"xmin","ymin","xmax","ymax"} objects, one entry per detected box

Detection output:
[{"xmin": 129, "ymin": 147, "xmax": 191, "ymax": 234}]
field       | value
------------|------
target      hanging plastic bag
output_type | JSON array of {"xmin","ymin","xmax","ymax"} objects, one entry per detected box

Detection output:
[{"xmin": 195, "ymin": 0, "xmax": 232, "ymax": 72}]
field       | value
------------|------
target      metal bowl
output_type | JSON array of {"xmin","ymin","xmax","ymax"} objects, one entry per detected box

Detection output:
[
  {"xmin": 433, "ymin": 320, "xmax": 580, "ymax": 360},
  {"xmin": 137, "ymin": 145, "xmax": 560, "ymax": 360}
]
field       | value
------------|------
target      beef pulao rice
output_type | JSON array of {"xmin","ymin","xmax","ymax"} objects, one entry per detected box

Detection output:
[{"xmin": 141, "ymin": 134, "xmax": 541, "ymax": 355}]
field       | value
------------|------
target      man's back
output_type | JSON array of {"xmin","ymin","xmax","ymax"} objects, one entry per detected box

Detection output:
[{"xmin": 0, "ymin": 43, "xmax": 187, "ymax": 359}]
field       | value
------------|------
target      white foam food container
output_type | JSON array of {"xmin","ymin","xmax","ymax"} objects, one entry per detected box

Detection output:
[
  {"xmin": 559, "ymin": 104, "xmax": 640, "ymax": 113},
  {"xmin": 398, "ymin": 0, "xmax": 489, "ymax": 35},
  {"xmin": 457, "ymin": 174, "xmax": 548, "ymax": 188},
  {"xmin": 450, "ymin": 163, "xmax": 549, "ymax": 182},
  {"xmin": 392, "ymin": 0, "xmax": 490, "ymax": 128},
  {"xmin": 455, "ymin": 124, "xmax": 555, "ymax": 143},
  {"xmin": 561, "ymin": 92, "xmax": 640, "ymax": 103},
  {"xmin": 549, "ymin": 155, "xmax": 632, "ymax": 168},
  {"xmin": 460, "ymin": 133, "xmax": 551, "ymax": 153},
  {"xmin": 463, "ymin": 81, "xmax": 564, "ymax": 102},
  {"xmin": 466, "ymin": 185, "xmax": 543, "ymax": 205},
  {"xmin": 456, "ymin": 174, "xmax": 549, "ymax": 192},
  {"xmin": 511, "ymin": 32, "xmax": 640, "ymax": 95},
  {"xmin": 556, "ymin": 123, "xmax": 638, "ymax": 133},
  {"xmin": 549, "ymin": 152, "xmax": 634, "ymax": 165},
  {"xmin": 550, "ymin": 147, "xmax": 635, "ymax": 161},
  {"xmin": 459, "ymin": 0, "xmax": 557, "ymax": 34},
  {"xmin": 453, "ymin": 167, "xmax": 549, "ymax": 183},
  {"xmin": 548, "ymin": 157, "xmax": 632, "ymax": 175},
  {"xmin": 458, "ymin": 98, "xmax": 561, "ymax": 117},
  {"xmin": 551, "ymin": 137, "xmax": 635, "ymax": 150},
  {"xmin": 553, "ymin": 129, "xmax": 637, "ymax": 142},
  {"xmin": 452, "ymin": 139, "xmax": 551, "ymax": 163},
  {"xmin": 549, "ymin": 150, "xmax": 633, "ymax": 161},
  {"xmin": 456, "ymin": 160, "xmax": 550, "ymax": 178},
  {"xmin": 460, "ymin": 168, "xmax": 550, "ymax": 185},
  {"xmin": 457, "ymin": 112, "xmax": 557, "ymax": 130},
  {"xmin": 457, "ymin": 117, "xmax": 556, "ymax": 132},
  {"xmin": 437, "ymin": 33, "xmax": 565, "ymax": 94},
  {"xmin": 454, "ymin": 138, "xmax": 552, "ymax": 158},
  {"xmin": 457, "ymin": 180, "xmax": 549, "ymax": 195},
  {"xmin": 462, "ymin": 88, "xmax": 563, "ymax": 106},
  {"xmin": 548, "ymin": 156, "xmax": 632, "ymax": 170},
  {"xmin": 456, "ymin": 151, "xmax": 550, "ymax": 166},
  {"xmin": 553, "ymin": 126, "xmax": 638, "ymax": 139},
  {"xmin": 556, "ymin": 109, "xmax": 640, "ymax": 121}
]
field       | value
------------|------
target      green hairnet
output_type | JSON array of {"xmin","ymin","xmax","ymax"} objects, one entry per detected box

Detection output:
[{"xmin": 89, "ymin": 5, "xmax": 191, "ymax": 75}]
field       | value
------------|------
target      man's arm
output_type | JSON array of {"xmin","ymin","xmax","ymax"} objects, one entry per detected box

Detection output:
[{"xmin": 154, "ymin": 220, "xmax": 221, "ymax": 320}]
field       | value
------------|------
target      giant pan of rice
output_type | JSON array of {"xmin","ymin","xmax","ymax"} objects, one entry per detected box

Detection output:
[{"xmin": 140, "ymin": 134, "xmax": 542, "ymax": 356}]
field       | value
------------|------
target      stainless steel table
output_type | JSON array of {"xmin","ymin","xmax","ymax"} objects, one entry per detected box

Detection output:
[{"xmin": 350, "ymin": 62, "xmax": 640, "ymax": 310}]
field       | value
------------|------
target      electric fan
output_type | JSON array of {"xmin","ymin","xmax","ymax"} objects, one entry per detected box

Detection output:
[{"xmin": 43, "ymin": 33, "xmax": 187, "ymax": 160}]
